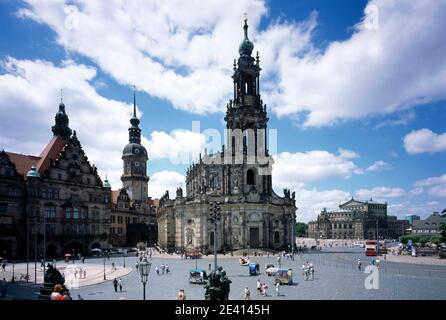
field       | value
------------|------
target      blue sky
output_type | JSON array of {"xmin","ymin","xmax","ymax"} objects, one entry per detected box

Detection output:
[{"xmin": 0, "ymin": 0, "xmax": 445, "ymax": 222}]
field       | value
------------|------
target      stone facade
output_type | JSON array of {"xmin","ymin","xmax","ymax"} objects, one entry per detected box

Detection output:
[
  {"xmin": 0, "ymin": 102, "xmax": 111, "ymax": 259},
  {"xmin": 157, "ymin": 19, "xmax": 297, "ymax": 253},
  {"xmin": 308, "ymin": 198, "xmax": 408, "ymax": 240}
]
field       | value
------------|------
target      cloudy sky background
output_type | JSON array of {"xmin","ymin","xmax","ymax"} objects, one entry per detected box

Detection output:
[{"xmin": 1, "ymin": 0, "xmax": 445, "ymax": 222}]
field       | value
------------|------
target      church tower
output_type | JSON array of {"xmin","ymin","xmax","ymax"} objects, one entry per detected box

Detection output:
[
  {"xmin": 121, "ymin": 90, "xmax": 149, "ymax": 204},
  {"xmin": 224, "ymin": 18, "xmax": 272, "ymax": 195},
  {"xmin": 51, "ymin": 100, "xmax": 72, "ymax": 141}
]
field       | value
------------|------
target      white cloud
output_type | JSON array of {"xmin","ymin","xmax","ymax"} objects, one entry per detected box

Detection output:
[
  {"xmin": 355, "ymin": 187, "xmax": 405, "ymax": 200},
  {"xmin": 366, "ymin": 160, "xmax": 391, "ymax": 172},
  {"xmin": 338, "ymin": 148, "xmax": 359, "ymax": 159},
  {"xmin": 146, "ymin": 130, "xmax": 206, "ymax": 165},
  {"xmin": 147, "ymin": 170, "xmax": 185, "ymax": 199},
  {"xmin": 270, "ymin": 0, "xmax": 446, "ymax": 126},
  {"xmin": 272, "ymin": 149, "xmax": 362, "ymax": 187},
  {"xmin": 0, "ymin": 57, "xmax": 138, "ymax": 189},
  {"xmin": 19, "ymin": 1, "xmax": 446, "ymax": 126},
  {"xmin": 414, "ymin": 174, "xmax": 446, "ymax": 198},
  {"xmin": 403, "ymin": 128, "xmax": 446, "ymax": 154}
]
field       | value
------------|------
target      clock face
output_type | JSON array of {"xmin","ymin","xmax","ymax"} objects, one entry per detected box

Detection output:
[{"xmin": 134, "ymin": 148, "xmax": 140, "ymax": 154}]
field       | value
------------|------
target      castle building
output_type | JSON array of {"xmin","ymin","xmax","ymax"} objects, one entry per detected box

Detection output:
[
  {"xmin": 157, "ymin": 19, "xmax": 297, "ymax": 253},
  {"xmin": 308, "ymin": 198, "xmax": 409, "ymax": 240},
  {"xmin": 109, "ymin": 91, "xmax": 157, "ymax": 247},
  {"xmin": 0, "ymin": 101, "xmax": 111, "ymax": 259}
]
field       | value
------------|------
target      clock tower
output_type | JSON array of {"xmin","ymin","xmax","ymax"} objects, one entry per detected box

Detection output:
[{"xmin": 121, "ymin": 90, "xmax": 149, "ymax": 204}]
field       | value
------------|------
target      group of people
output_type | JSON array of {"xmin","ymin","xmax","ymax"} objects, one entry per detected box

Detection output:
[
  {"xmin": 155, "ymin": 264, "xmax": 170, "ymax": 275},
  {"xmin": 256, "ymin": 279, "xmax": 271, "ymax": 296},
  {"xmin": 73, "ymin": 267, "xmax": 87, "ymax": 279},
  {"xmin": 302, "ymin": 261, "xmax": 315, "ymax": 281},
  {"xmin": 50, "ymin": 284, "xmax": 72, "ymax": 300},
  {"xmin": 112, "ymin": 278, "xmax": 124, "ymax": 292}
]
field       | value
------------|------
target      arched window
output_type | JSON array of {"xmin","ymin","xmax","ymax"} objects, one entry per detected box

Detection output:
[
  {"xmin": 247, "ymin": 169, "xmax": 255, "ymax": 185},
  {"xmin": 274, "ymin": 231, "xmax": 280, "ymax": 243},
  {"xmin": 210, "ymin": 232, "xmax": 214, "ymax": 246}
]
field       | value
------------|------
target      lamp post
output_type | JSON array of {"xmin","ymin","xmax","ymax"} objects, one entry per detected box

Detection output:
[
  {"xmin": 139, "ymin": 258, "xmax": 151, "ymax": 300},
  {"xmin": 123, "ymin": 253, "xmax": 126, "ymax": 268},
  {"xmin": 11, "ymin": 261, "xmax": 15, "ymax": 283},
  {"xmin": 103, "ymin": 257, "xmax": 106, "ymax": 280},
  {"xmin": 208, "ymin": 202, "xmax": 221, "ymax": 273}
]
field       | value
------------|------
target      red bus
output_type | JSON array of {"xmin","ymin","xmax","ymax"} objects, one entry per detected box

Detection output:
[{"xmin": 365, "ymin": 240, "xmax": 377, "ymax": 256}]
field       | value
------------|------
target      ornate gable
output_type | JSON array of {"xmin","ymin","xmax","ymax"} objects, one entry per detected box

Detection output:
[
  {"xmin": 0, "ymin": 150, "xmax": 21, "ymax": 177},
  {"xmin": 45, "ymin": 132, "xmax": 103, "ymax": 187}
]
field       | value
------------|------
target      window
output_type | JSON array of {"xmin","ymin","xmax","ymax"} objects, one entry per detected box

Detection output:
[
  {"xmin": 125, "ymin": 217, "xmax": 130, "ymax": 224},
  {"xmin": 45, "ymin": 207, "xmax": 56, "ymax": 219},
  {"xmin": 8, "ymin": 190, "xmax": 18, "ymax": 197},
  {"xmin": 247, "ymin": 169, "xmax": 255, "ymax": 185},
  {"xmin": 104, "ymin": 195, "xmax": 109, "ymax": 204},
  {"xmin": 73, "ymin": 208, "xmax": 79, "ymax": 219},
  {"xmin": 65, "ymin": 208, "xmax": 71, "ymax": 219},
  {"xmin": 118, "ymin": 216, "xmax": 123, "ymax": 224},
  {"xmin": 41, "ymin": 189, "xmax": 47, "ymax": 198},
  {"xmin": 274, "ymin": 231, "xmax": 280, "ymax": 243},
  {"xmin": 0, "ymin": 203, "xmax": 7, "ymax": 213},
  {"xmin": 73, "ymin": 224, "xmax": 80, "ymax": 235},
  {"xmin": 46, "ymin": 224, "xmax": 56, "ymax": 236},
  {"xmin": 58, "ymin": 174, "xmax": 62, "ymax": 180},
  {"xmin": 47, "ymin": 189, "xmax": 53, "ymax": 199},
  {"xmin": 111, "ymin": 215, "xmax": 116, "ymax": 224}
]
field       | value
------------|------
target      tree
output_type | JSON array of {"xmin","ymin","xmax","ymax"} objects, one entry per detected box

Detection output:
[
  {"xmin": 441, "ymin": 222, "xmax": 446, "ymax": 243},
  {"xmin": 295, "ymin": 223, "xmax": 308, "ymax": 237}
]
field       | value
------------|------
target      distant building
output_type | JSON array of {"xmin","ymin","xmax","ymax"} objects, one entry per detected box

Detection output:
[
  {"xmin": 308, "ymin": 198, "xmax": 408, "ymax": 240},
  {"xmin": 412, "ymin": 212, "xmax": 445, "ymax": 235},
  {"xmin": 1, "ymin": 101, "xmax": 111, "ymax": 259},
  {"xmin": 405, "ymin": 214, "xmax": 421, "ymax": 226}
]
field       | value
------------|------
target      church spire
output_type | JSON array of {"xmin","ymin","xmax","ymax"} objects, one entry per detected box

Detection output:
[{"xmin": 128, "ymin": 86, "xmax": 141, "ymax": 144}]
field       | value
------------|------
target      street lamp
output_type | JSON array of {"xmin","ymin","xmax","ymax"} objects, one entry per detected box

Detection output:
[
  {"xmin": 123, "ymin": 253, "xmax": 126, "ymax": 268},
  {"xmin": 103, "ymin": 257, "xmax": 106, "ymax": 280},
  {"xmin": 208, "ymin": 202, "xmax": 221, "ymax": 273},
  {"xmin": 139, "ymin": 258, "xmax": 151, "ymax": 300}
]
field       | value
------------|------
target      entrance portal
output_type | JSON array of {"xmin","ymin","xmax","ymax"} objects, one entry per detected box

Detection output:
[{"xmin": 249, "ymin": 227, "xmax": 259, "ymax": 248}]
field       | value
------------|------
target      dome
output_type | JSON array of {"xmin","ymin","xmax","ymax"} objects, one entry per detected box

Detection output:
[
  {"xmin": 239, "ymin": 18, "xmax": 254, "ymax": 57},
  {"xmin": 103, "ymin": 178, "xmax": 111, "ymax": 189},
  {"xmin": 239, "ymin": 38, "xmax": 254, "ymax": 57},
  {"xmin": 26, "ymin": 164, "xmax": 40, "ymax": 178},
  {"xmin": 122, "ymin": 143, "xmax": 147, "ymax": 157}
]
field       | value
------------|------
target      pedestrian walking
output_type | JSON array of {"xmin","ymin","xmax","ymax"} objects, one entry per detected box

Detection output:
[
  {"xmin": 155, "ymin": 265, "xmax": 159, "ymax": 275},
  {"xmin": 244, "ymin": 287, "xmax": 251, "ymax": 300},
  {"xmin": 1, "ymin": 263, "xmax": 5, "ymax": 272},
  {"xmin": 262, "ymin": 283, "xmax": 268, "ymax": 296},
  {"xmin": 83, "ymin": 270, "xmax": 87, "ymax": 279},
  {"xmin": 113, "ymin": 278, "xmax": 118, "ymax": 292},
  {"xmin": 178, "ymin": 289, "xmax": 186, "ymax": 300},
  {"xmin": 256, "ymin": 279, "xmax": 262, "ymax": 295},
  {"xmin": 275, "ymin": 282, "xmax": 280, "ymax": 296},
  {"xmin": 357, "ymin": 259, "xmax": 362, "ymax": 271},
  {"xmin": 118, "ymin": 278, "xmax": 123, "ymax": 292},
  {"xmin": 166, "ymin": 264, "xmax": 170, "ymax": 274}
]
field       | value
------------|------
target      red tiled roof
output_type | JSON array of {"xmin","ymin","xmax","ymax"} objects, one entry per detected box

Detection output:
[
  {"xmin": 36, "ymin": 136, "xmax": 67, "ymax": 174},
  {"xmin": 6, "ymin": 152, "xmax": 41, "ymax": 176}
]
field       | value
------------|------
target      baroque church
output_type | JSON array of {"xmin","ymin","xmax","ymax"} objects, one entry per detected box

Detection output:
[{"xmin": 157, "ymin": 19, "xmax": 297, "ymax": 253}]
